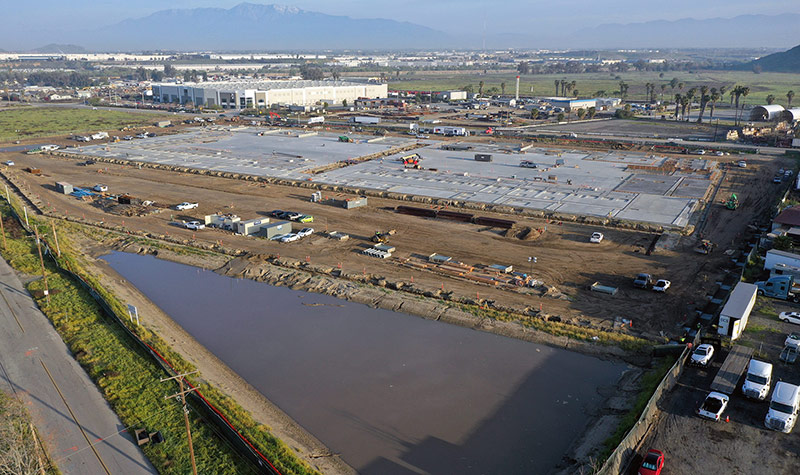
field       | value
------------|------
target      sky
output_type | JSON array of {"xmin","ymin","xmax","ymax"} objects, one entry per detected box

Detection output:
[{"xmin": 3, "ymin": 0, "xmax": 800, "ymax": 49}]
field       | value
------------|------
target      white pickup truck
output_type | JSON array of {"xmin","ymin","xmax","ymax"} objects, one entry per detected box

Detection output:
[{"xmin": 175, "ymin": 202, "xmax": 199, "ymax": 211}]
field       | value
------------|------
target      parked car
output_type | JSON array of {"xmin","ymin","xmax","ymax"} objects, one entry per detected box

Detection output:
[
  {"xmin": 633, "ymin": 273, "xmax": 653, "ymax": 289},
  {"xmin": 286, "ymin": 212, "xmax": 303, "ymax": 221},
  {"xmin": 638, "ymin": 448, "xmax": 664, "ymax": 475},
  {"xmin": 779, "ymin": 312, "xmax": 800, "ymax": 325},
  {"xmin": 270, "ymin": 234, "xmax": 287, "ymax": 241},
  {"xmin": 737, "ymin": 160, "xmax": 747, "ymax": 168},
  {"xmin": 697, "ymin": 391, "xmax": 729, "ymax": 421},
  {"xmin": 786, "ymin": 332, "xmax": 800, "ymax": 348},
  {"xmin": 298, "ymin": 215, "xmax": 314, "ymax": 223},
  {"xmin": 268, "ymin": 210, "xmax": 284, "ymax": 218},
  {"xmin": 691, "ymin": 343, "xmax": 715, "ymax": 366},
  {"xmin": 123, "ymin": 135, "xmax": 133, "ymax": 141},
  {"xmin": 653, "ymin": 279, "xmax": 671, "ymax": 292},
  {"xmin": 774, "ymin": 176, "xmax": 784, "ymax": 184},
  {"xmin": 93, "ymin": 184, "xmax": 108, "ymax": 192},
  {"xmin": 590, "ymin": 232, "xmax": 604, "ymax": 243},
  {"xmin": 519, "ymin": 160, "xmax": 538, "ymax": 168},
  {"xmin": 714, "ymin": 151, "xmax": 725, "ymax": 156},
  {"xmin": 4, "ymin": 160, "xmax": 14, "ymax": 166},
  {"xmin": 297, "ymin": 227, "xmax": 314, "ymax": 238},
  {"xmin": 280, "ymin": 233, "xmax": 299, "ymax": 243},
  {"xmin": 184, "ymin": 221, "xmax": 205, "ymax": 230},
  {"xmin": 175, "ymin": 202, "xmax": 199, "ymax": 211},
  {"xmin": 135, "ymin": 133, "xmax": 147, "ymax": 139}
]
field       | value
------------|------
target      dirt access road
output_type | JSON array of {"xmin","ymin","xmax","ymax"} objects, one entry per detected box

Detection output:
[
  {"xmin": 1, "ymin": 145, "xmax": 791, "ymax": 338},
  {"xmin": 633, "ymin": 302, "xmax": 800, "ymax": 475}
]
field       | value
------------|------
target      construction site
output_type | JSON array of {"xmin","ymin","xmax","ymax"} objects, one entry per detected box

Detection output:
[{"xmin": 0, "ymin": 124, "xmax": 789, "ymax": 338}]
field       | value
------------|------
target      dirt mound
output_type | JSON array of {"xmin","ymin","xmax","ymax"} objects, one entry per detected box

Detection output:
[{"xmin": 505, "ymin": 225, "xmax": 544, "ymax": 241}]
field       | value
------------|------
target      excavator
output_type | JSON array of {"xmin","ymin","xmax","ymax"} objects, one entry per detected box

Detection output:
[
  {"xmin": 724, "ymin": 193, "xmax": 739, "ymax": 210},
  {"xmin": 694, "ymin": 239, "xmax": 716, "ymax": 255},
  {"xmin": 371, "ymin": 229, "xmax": 396, "ymax": 243}
]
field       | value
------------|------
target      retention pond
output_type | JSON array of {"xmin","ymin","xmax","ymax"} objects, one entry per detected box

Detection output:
[{"xmin": 103, "ymin": 251, "xmax": 628, "ymax": 474}]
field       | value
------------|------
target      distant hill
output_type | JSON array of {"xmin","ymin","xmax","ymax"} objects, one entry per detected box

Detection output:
[
  {"xmin": 748, "ymin": 44, "xmax": 800, "ymax": 72},
  {"xmin": 78, "ymin": 2, "xmax": 450, "ymax": 51},
  {"xmin": 30, "ymin": 44, "xmax": 86, "ymax": 54},
  {"xmin": 564, "ymin": 14, "xmax": 800, "ymax": 49}
]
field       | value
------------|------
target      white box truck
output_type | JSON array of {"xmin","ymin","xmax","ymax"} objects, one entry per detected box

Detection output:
[
  {"xmin": 350, "ymin": 116, "xmax": 380, "ymax": 124},
  {"xmin": 765, "ymin": 382, "xmax": 800, "ymax": 433},
  {"xmin": 717, "ymin": 282, "xmax": 757, "ymax": 340}
]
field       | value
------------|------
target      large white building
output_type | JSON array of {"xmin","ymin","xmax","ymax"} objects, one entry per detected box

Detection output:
[{"xmin": 152, "ymin": 79, "xmax": 387, "ymax": 109}]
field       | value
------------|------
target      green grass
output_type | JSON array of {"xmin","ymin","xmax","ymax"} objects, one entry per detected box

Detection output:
[
  {"xmin": 598, "ymin": 356, "xmax": 677, "ymax": 461},
  {"xmin": 390, "ymin": 70, "xmax": 800, "ymax": 106},
  {"xmin": 754, "ymin": 297, "xmax": 779, "ymax": 318},
  {"xmin": 0, "ymin": 107, "xmax": 173, "ymax": 142},
  {"xmin": 0, "ymin": 390, "xmax": 61, "ymax": 474},
  {"xmin": 0, "ymin": 201, "xmax": 316, "ymax": 475}
]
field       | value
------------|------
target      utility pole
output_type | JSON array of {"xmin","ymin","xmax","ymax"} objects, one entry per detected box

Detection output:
[
  {"xmin": 0, "ymin": 206, "xmax": 6, "ymax": 250},
  {"xmin": 33, "ymin": 226, "xmax": 50, "ymax": 305},
  {"xmin": 162, "ymin": 371, "xmax": 199, "ymax": 475},
  {"xmin": 50, "ymin": 221, "xmax": 60, "ymax": 257}
]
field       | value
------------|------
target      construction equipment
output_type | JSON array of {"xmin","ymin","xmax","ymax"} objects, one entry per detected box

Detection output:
[
  {"xmin": 371, "ymin": 229, "xmax": 396, "ymax": 243},
  {"xmin": 695, "ymin": 239, "xmax": 716, "ymax": 255},
  {"xmin": 724, "ymin": 193, "xmax": 739, "ymax": 210},
  {"xmin": 401, "ymin": 153, "xmax": 422, "ymax": 168},
  {"xmin": 339, "ymin": 136, "xmax": 353, "ymax": 143}
]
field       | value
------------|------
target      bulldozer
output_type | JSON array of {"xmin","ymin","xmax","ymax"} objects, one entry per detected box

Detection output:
[
  {"xmin": 694, "ymin": 239, "xmax": 716, "ymax": 255},
  {"xmin": 338, "ymin": 135, "xmax": 353, "ymax": 143},
  {"xmin": 724, "ymin": 193, "xmax": 739, "ymax": 210},
  {"xmin": 371, "ymin": 229, "xmax": 396, "ymax": 243}
]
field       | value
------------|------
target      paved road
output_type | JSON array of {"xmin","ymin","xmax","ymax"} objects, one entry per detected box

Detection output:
[{"xmin": 0, "ymin": 257, "xmax": 156, "ymax": 474}]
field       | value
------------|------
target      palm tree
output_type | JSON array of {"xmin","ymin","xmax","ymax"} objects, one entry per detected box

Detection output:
[
  {"xmin": 570, "ymin": 80, "xmax": 577, "ymax": 96},
  {"xmin": 500, "ymin": 82, "xmax": 506, "ymax": 96},
  {"xmin": 685, "ymin": 88, "xmax": 696, "ymax": 121},
  {"xmin": 670, "ymin": 77, "xmax": 679, "ymax": 90},
  {"xmin": 681, "ymin": 95, "xmax": 690, "ymax": 119},
  {"xmin": 709, "ymin": 89, "xmax": 721, "ymax": 119},
  {"xmin": 554, "ymin": 79, "xmax": 560, "ymax": 96},
  {"xmin": 560, "ymin": 79, "xmax": 567, "ymax": 96},
  {"xmin": 788, "ymin": 90, "xmax": 795, "ymax": 108},
  {"xmin": 674, "ymin": 93, "xmax": 682, "ymax": 120},
  {"xmin": 766, "ymin": 94, "xmax": 776, "ymax": 105},
  {"xmin": 573, "ymin": 89, "xmax": 580, "ymax": 98},
  {"xmin": 732, "ymin": 86, "xmax": 743, "ymax": 124},
  {"xmin": 740, "ymin": 87, "xmax": 750, "ymax": 122},
  {"xmin": 678, "ymin": 82, "xmax": 684, "ymax": 91},
  {"xmin": 478, "ymin": 80, "xmax": 484, "ymax": 96},
  {"xmin": 697, "ymin": 86, "xmax": 709, "ymax": 123},
  {"xmin": 660, "ymin": 84, "xmax": 667, "ymax": 103}
]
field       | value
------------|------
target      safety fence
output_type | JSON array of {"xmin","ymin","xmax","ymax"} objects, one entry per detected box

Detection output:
[{"xmin": 0, "ymin": 186, "xmax": 281, "ymax": 475}]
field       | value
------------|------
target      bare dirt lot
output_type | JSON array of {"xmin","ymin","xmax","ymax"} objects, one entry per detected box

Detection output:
[
  {"xmin": 0, "ymin": 143, "xmax": 791, "ymax": 338},
  {"xmin": 635, "ymin": 302, "xmax": 800, "ymax": 474}
]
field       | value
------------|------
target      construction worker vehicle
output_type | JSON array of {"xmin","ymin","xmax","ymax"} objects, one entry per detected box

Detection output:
[
  {"xmin": 695, "ymin": 239, "xmax": 715, "ymax": 255},
  {"xmin": 401, "ymin": 153, "xmax": 422, "ymax": 168},
  {"xmin": 724, "ymin": 193, "xmax": 739, "ymax": 210}
]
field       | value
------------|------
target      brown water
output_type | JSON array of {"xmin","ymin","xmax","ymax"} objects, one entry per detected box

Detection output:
[{"xmin": 103, "ymin": 251, "xmax": 628, "ymax": 474}]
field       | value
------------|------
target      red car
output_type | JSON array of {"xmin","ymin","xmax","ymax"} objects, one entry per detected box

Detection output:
[{"xmin": 638, "ymin": 449, "xmax": 664, "ymax": 475}]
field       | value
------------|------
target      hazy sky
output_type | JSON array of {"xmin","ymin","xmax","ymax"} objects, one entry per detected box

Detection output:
[{"xmin": 3, "ymin": 0, "xmax": 800, "ymax": 50}]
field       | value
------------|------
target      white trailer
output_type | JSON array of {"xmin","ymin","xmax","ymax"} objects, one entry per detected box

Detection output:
[
  {"xmin": 350, "ymin": 116, "xmax": 380, "ymax": 124},
  {"xmin": 718, "ymin": 282, "xmax": 758, "ymax": 340},
  {"xmin": 308, "ymin": 116, "xmax": 325, "ymax": 124},
  {"xmin": 764, "ymin": 249, "xmax": 800, "ymax": 272},
  {"xmin": 433, "ymin": 126, "xmax": 468, "ymax": 136}
]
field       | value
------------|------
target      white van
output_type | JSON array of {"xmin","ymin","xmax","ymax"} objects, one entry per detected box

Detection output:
[
  {"xmin": 765, "ymin": 382, "xmax": 800, "ymax": 433},
  {"xmin": 742, "ymin": 359, "xmax": 772, "ymax": 400}
]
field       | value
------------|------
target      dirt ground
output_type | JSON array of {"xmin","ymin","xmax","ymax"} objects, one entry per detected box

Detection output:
[
  {"xmin": 634, "ymin": 302, "xmax": 800, "ymax": 474},
  {"xmin": 0, "ymin": 145, "xmax": 791, "ymax": 339}
]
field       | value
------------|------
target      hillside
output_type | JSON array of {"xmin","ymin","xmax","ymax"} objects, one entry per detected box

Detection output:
[{"xmin": 749, "ymin": 44, "xmax": 800, "ymax": 73}]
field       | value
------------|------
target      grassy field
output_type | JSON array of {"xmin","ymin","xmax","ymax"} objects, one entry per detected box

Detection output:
[
  {"xmin": 0, "ymin": 200, "xmax": 316, "ymax": 475},
  {"xmin": 0, "ymin": 107, "xmax": 173, "ymax": 142},
  {"xmin": 390, "ymin": 70, "xmax": 800, "ymax": 106}
]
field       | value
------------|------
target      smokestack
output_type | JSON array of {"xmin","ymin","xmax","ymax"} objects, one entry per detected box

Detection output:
[{"xmin": 515, "ymin": 75, "xmax": 520, "ymax": 102}]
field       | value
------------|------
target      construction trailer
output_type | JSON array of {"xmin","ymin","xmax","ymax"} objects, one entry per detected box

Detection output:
[
  {"xmin": 156, "ymin": 120, "xmax": 171, "ymax": 128},
  {"xmin": 235, "ymin": 218, "xmax": 272, "ymax": 236},
  {"xmin": 717, "ymin": 282, "xmax": 758, "ymax": 340},
  {"xmin": 475, "ymin": 153, "xmax": 493, "ymax": 162},
  {"xmin": 55, "ymin": 182, "xmax": 73, "ymax": 194},
  {"xmin": 204, "ymin": 213, "xmax": 241, "ymax": 231},
  {"xmin": 764, "ymin": 249, "xmax": 800, "ymax": 272},
  {"xmin": 259, "ymin": 221, "xmax": 292, "ymax": 239}
]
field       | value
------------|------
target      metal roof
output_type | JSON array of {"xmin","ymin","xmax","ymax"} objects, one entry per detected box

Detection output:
[{"xmin": 154, "ymin": 79, "xmax": 375, "ymax": 92}]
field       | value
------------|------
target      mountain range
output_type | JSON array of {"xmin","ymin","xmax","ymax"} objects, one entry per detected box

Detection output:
[{"xmin": 13, "ymin": 3, "xmax": 800, "ymax": 52}]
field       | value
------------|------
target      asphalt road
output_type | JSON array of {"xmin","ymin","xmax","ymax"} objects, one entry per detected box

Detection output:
[{"xmin": 0, "ymin": 257, "xmax": 156, "ymax": 474}]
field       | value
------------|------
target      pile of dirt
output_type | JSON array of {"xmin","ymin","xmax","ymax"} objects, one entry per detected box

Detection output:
[{"xmin": 505, "ymin": 225, "xmax": 545, "ymax": 240}]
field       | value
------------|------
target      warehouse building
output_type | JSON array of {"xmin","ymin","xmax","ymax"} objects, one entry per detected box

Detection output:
[
  {"xmin": 152, "ymin": 79, "xmax": 388, "ymax": 109},
  {"xmin": 780, "ymin": 108, "xmax": 800, "ymax": 123},
  {"xmin": 544, "ymin": 97, "xmax": 597, "ymax": 111}
]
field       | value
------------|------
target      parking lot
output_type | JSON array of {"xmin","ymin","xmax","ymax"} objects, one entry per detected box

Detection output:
[{"xmin": 637, "ymin": 299, "xmax": 800, "ymax": 474}]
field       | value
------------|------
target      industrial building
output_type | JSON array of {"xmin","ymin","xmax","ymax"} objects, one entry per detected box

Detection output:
[
  {"xmin": 152, "ymin": 79, "xmax": 388, "ymax": 109},
  {"xmin": 545, "ymin": 97, "xmax": 597, "ymax": 111},
  {"xmin": 781, "ymin": 108, "xmax": 800, "ymax": 123},
  {"xmin": 750, "ymin": 104, "xmax": 785, "ymax": 121}
]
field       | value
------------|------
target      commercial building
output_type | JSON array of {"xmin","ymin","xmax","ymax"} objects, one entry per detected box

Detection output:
[
  {"xmin": 152, "ymin": 79, "xmax": 387, "ymax": 109},
  {"xmin": 434, "ymin": 90, "xmax": 468, "ymax": 101}
]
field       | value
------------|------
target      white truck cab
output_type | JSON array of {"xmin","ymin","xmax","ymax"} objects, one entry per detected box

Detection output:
[
  {"xmin": 765, "ymin": 382, "xmax": 800, "ymax": 433},
  {"xmin": 742, "ymin": 359, "xmax": 772, "ymax": 400}
]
